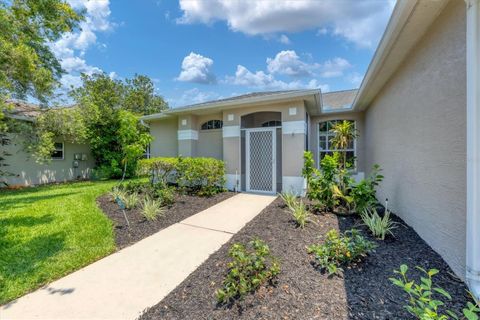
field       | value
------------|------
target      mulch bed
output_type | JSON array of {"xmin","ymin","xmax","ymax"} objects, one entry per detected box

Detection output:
[
  {"xmin": 140, "ymin": 198, "xmax": 471, "ymax": 320},
  {"xmin": 97, "ymin": 191, "xmax": 235, "ymax": 249}
]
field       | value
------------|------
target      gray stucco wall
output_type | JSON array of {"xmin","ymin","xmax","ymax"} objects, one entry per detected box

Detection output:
[
  {"xmin": 3, "ymin": 136, "xmax": 94, "ymax": 186},
  {"xmin": 149, "ymin": 117, "xmax": 178, "ymax": 157},
  {"xmin": 364, "ymin": 0, "xmax": 466, "ymax": 278}
]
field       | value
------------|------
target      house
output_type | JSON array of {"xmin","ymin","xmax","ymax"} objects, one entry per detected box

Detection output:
[
  {"xmin": 142, "ymin": 0, "xmax": 480, "ymax": 298},
  {"xmin": 1, "ymin": 101, "xmax": 94, "ymax": 186}
]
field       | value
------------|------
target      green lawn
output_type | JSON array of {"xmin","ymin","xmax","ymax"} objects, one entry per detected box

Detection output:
[{"xmin": 0, "ymin": 180, "xmax": 119, "ymax": 304}]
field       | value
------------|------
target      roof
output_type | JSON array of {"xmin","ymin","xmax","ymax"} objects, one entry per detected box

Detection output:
[
  {"xmin": 142, "ymin": 88, "xmax": 323, "ymax": 120},
  {"xmin": 353, "ymin": 0, "xmax": 449, "ymax": 111},
  {"xmin": 322, "ymin": 89, "xmax": 358, "ymax": 112},
  {"xmin": 5, "ymin": 100, "xmax": 42, "ymax": 121}
]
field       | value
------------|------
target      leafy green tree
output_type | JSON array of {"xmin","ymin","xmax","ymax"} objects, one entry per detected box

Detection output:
[
  {"xmin": 0, "ymin": 0, "xmax": 83, "ymax": 183},
  {"xmin": 124, "ymin": 75, "xmax": 168, "ymax": 115}
]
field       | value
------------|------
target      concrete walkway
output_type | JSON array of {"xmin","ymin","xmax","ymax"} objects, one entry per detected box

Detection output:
[{"xmin": 1, "ymin": 193, "xmax": 276, "ymax": 320}]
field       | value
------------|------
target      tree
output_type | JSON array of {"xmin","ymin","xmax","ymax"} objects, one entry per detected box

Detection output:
[
  {"xmin": 0, "ymin": 0, "xmax": 83, "ymax": 183},
  {"xmin": 124, "ymin": 75, "xmax": 168, "ymax": 115}
]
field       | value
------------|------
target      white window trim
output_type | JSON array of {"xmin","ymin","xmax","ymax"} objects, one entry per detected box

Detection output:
[
  {"xmin": 51, "ymin": 142, "xmax": 65, "ymax": 160},
  {"xmin": 317, "ymin": 120, "xmax": 357, "ymax": 170}
]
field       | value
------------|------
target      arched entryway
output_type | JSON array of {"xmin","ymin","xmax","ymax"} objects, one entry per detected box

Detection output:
[{"xmin": 240, "ymin": 112, "xmax": 282, "ymax": 194}]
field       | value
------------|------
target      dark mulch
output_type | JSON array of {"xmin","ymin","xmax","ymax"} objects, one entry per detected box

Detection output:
[
  {"xmin": 97, "ymin": 191, "xmax": 235, "ymax": 249},
  {"xmin": 140, "ymin": 198, "xmax": 471, "ymax": 320}
]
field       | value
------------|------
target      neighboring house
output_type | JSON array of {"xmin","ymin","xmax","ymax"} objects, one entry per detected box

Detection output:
[
  {"xmin": 2, "ymin": 101, "xmax": 94, "ymax": 186},
  {"xmin": 142, "ymin": 0, "xmax": 480, "ymax": 297}
]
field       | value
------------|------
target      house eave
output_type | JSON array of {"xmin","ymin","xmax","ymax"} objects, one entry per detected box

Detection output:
[
  {"xmin": 352, "ymin": 0, "xmax": 449, "ymax": 112},
  {"xmin": 141, "ymin": 89, "xmax": 322, "ymax": 121}
]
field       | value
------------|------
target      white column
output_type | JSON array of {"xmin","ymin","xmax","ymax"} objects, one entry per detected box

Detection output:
[{"xmin": 466, "ymin": 0, "xmax": 480, "ymax": 299}]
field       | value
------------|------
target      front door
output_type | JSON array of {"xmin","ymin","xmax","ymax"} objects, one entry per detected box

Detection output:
[{"xmin": 246, "ymin": 128, "xmax": 276, "ymax": 194}]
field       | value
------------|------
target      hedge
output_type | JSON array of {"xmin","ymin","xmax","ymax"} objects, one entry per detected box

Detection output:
[{"xmin": 138, "ymin": 156, "xmax": 226, "ymax": 196}]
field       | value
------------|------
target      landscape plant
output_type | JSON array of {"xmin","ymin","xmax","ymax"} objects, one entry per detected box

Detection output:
[
  {"xmin": 109, "ymin": 186, "xmax": 127, "ymax": 203},
  {"xmin": 390, "ymin": 264, "xmax": 480, "ymax": 320},
  {"xmin": 138, "ymin": 157, "xmax": 226, "ymax": 196},
  {"xmin": 154, "ymin": 185, "xmax": 175, "ymax": 206},
  {"xmin": 361, "ymin": 199, "xmax": 397, "ymax": 240},
  {"xmin": 279, "ymin": 191, "xmax": 297, "ymax": 210},
  {"xmin": 289, "ymin": 198, "xmax": 311, "ymax": 229},
  {"xmin": 216, "ymin": 238, "xmax": 280, "ymax": 304},
  {"xmin": 330, "ymin": 120, "xmax": 358, "ymax": 170},
  {"xmin": 141, "ymin": 197, "xmax": 164, "ymax": 221},
  {"xmin": 350, "ymin": 164, "xmax": 384, "ymax": 214},
  {"xmin": 307, "ymin": 229, "xmax": 377, "ymax": 275},
  {"xmin": 120, "ymin": 192, "xmax": 140, "ymax": 210}
]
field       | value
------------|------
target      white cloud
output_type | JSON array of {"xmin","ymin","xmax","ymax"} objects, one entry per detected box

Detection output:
[
  {"xmin": 177, "ymin": 0, "xmax": 395, "ymax": 48},
  {"xmin": 266, "ymin": 51, "xmax": 351, "ymax": 78},
  {"xmin": 176, "ymin": 52, "xmax": 216, "ymax": 84},
  {"xmin": 320, "ymin": 57, "xmax": 351, "ymax": 78},
  {"xmin": 52, "ymin": 0, "xmax": 115, "ymax": 91},
  {"xmin": 170, "ymin": 88, "xmax": 222, "ymax": 107},
  {"xmin": 225, "ymin": 65, "xmax": 328, "ymax": 91},
  {"xmin": 266, "ymin": 50, "xmax": 315, "ymax": 77},
  {"xmin": 346, "ymin": 72, "xmax": 364, "ymax": 87},
  {"xmin": 279, "ymin": 34, "xmax": 291, "ymax": 45}
]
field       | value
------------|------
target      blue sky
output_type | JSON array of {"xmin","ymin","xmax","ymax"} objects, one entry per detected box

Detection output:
[{"xmin": 53, "ymin": 0, "xmax": 395, "ymax": 107}]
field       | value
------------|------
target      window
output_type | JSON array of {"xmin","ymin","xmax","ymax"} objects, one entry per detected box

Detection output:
[
  {"xmin": 261, "ymin": 120, "xmax": 281, "ymax": 127},
  {"xmin": 51, "ymin": 142, "xmax": 64, "ymax": 160},
  {"xmin": 318, "ymin": 120, "xmax": 356, "ymax": 166},
  {"xmin": 201, "ymin": 119, "xmax": 223, "ymax": 130}
]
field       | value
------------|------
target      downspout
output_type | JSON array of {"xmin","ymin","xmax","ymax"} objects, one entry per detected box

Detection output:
[{"xmin": 466, "ymin": 0, "xmax": 480, "ymax": 299}]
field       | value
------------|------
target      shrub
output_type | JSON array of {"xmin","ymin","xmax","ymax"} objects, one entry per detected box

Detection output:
[
  {"xmin": 216, "ymin": 239, "xmax": 280, "ymax": 304},
  {"xmin": 350, "ymin": 164, "xmax": 384, "ymax": 214},
  {"xmin": 289, "ymin": 199, "xmax": 311, "ymax": 229},
  {"xmin": 118, "ymin": 180, "xmax": 151, "ymax": 194},
  {"xmin": 177, "ymin": 157, "xmax": 225, "ymax": 196},
  {"xmin": 141, "ymin": 197, "xmax": 164, "ymax": 221},
  {"xmin": 138, "ymin": 157, "xmax": 226, "ymax": 196},
  {"xmin": 279, "ymin": 191, "xmax": 297, "ymax": 210},
  {"xmin": 361, "ymin": 201, "xmax": 397, "ymax": 240},
  {"xmin": 138, "ymin": 157, "xmax": 178, "ymax": 185},
  {"xmin": 120, "ymin": 192, "xmax": 140, "ymax": 209},
  {"xmin": 390, "ymin": 264, "xmax": 480, "ymax": 320},
  {"xmin": 307, "ymin": 229, "xmax": 376, "ymax": 275},
  {"xmin": 155, "ymin": 185, "xmax": 175, "ymax": 206}
]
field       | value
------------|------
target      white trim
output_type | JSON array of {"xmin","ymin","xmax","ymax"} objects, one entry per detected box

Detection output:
[
  {"xmin": 177, "ymin": 129, "xmax": 198, "ymax": 140},
  {"xmin": 466, "ymin": 0, "xmax": 480, "ymax": 300},
  {"xmin": 282, "ymin": 176, "xmax": 306, "ymax": 196},
  {"xmin": 246, "ymin": 128, "xmax": 276, "ymax": 194},
  {"xmin": 288, "ymin": 107, "xmax": 297, "ymax": 116},
  {"xmin": 222, "ymin": 125, "xmax": 240, "ymax": 138},
  {"xmin": 282, "ymin": 120, "xmax": 306, "ymax": 135}
]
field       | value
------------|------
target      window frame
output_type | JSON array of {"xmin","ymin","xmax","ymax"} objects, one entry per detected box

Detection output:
[
  {"xmin": 51, "ymin": 142, "xmax": 65, "ymax": 160},
  {"xmin": 317, "ymin": 120, "xmax": 357, "ymax": 170},
  {"xmin": 261, "ymin": 120, "xmax": 282, "ymax": 128},
  {"xmin": 200, "ymin": 119, "xmax": 223, "ymax": 130}
]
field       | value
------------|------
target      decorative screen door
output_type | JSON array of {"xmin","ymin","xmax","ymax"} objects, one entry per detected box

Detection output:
[{"xmin": 246, "ymin": 128, "xmax": 276, "ymax": 193}]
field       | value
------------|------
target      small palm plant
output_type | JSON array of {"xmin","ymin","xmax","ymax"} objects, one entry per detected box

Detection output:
[
  {"xmin": 330, "ymin": 120, "xmax": 358, "ymax": 169},
  {"xmin": 290, "ymin": 199, "xmax": 311, "ymax": 229},
  {"xmin": 121, "ymin": 192, "xmax": 140, "ymax": 209},
  {"xmin": 141, "ymin": 197, "xmax": 164, "ymax": 221},
  {"xmin": 361, "ymin": 199, "xmax": 398, "ymax": 240},
  {"xmin": 279, "ymin": 191, "xmax": 297, "ymax": 211}
]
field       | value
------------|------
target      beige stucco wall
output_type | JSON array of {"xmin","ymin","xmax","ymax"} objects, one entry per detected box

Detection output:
[
  {"xmin": 149, "ymin": 117, "xmax": 178, "ymax": 157},
  {"xmin": 310, "ymin": 112, "xmax": 365, "ymax": 173},
  {"xmin": 3, "ymin": 136, "xmax": 94, "ymax": 187},
  {"xmin": 364, "ymin": 0, "xmax": 466, "ymax": 278},
  {"xmin": 196, "ymin": 113, "xmax": 223, "ymax": 159}
]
